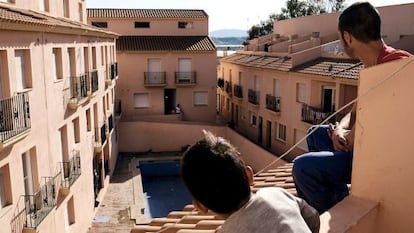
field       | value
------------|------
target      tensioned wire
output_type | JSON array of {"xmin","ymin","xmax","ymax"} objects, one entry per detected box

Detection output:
[{"xmin": 155, "ymin": 57, "xmax": 414, "ymax": 233}]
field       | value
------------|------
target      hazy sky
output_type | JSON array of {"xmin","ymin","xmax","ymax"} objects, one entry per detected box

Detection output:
[{"xmin": 86, "ymin": 0, "xmax": 414, "ymax": 32}]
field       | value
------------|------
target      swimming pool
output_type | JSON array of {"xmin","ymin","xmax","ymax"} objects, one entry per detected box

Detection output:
[{"xmin": 138, "ymin": 160, "xmax": 192, "ymax": 218}]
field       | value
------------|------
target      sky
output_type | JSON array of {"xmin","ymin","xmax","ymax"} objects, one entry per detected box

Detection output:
[{"xmin": 86, "ymin": 0, "xmax": 414, "ymax": 32}]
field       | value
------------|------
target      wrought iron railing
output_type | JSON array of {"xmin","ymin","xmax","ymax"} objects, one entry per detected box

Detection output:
[
  {"xmin": 301, "ymin": 103, "xmax": 337, "ymax": 124},
  {"xmin": 90, "ymin": 70, "xmax": 99, "ymax": 93},
  {"xmin": 233, "ymin": 84, "xmax": 243, "ymax": 98},
  {"xmin": 248, "ymin": 89, "xmax": 260, "ymax": 105},
  {"xmin": 266, "ymin": 94, "xmax": 281, "ymax": 112},
  {"xmin": 60, "ymin": 151, "xmax": 81, "ymax": 189},
  {"xmin": 0, "ymin": 92, "xmax": 31, "ymax": 143},
  {"xmin": 144, "ymin": 72, "xmax": 167, "ymax": 85},
  {"xmin": 70, "ymin": 74, "xmax": 88, "ymax": 101},
  {"xmin": 175, "ymin": 72, "xmax": 196, "ymax": 84}
]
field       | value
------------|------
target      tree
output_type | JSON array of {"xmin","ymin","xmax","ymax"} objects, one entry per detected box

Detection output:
[{"xmin": 246, "ymin": 0, "xmax": 345, "ymax": 40}]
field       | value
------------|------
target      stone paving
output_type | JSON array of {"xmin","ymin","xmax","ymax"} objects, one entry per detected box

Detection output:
[{"xmin": 87, "ymin": 155, "xmax": 140, "ymax": 233}]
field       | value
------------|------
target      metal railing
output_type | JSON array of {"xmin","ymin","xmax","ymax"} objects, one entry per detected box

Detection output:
[
  {"xmin": 70, "ymin": 74, "xmax": 88, "ymax": 101},
  {"xmin": 23, "ymin": 177, "xmax": 56, "ymax": 229},
  {"xmin": 248, "ymin": 89, "xmax": 260, "ymax": 105},
  {"xmin": 144, "ymin": 72, "xmax": 167, "ymax": 85},
  {"xmin": 266, "ymin": 94, "xmax": 281, "ymax": 112},
  {"xmin": 225, "ymin": 81, "xmax": 232, "ymax": 95},
  {"xmin": 233, "ymin": 84, "xmax": 243, "ymax": 98},
  {"xmin": 60, "ymin": 151, "xmax": 81, "ymax": 189},
  {"xmin": 301, "ymin": 103, "xmax": 337, "ymax": 124},
  {"xmin": 90, "ymin": 70, "xmax": 99, "ymax": 93},
  {"xmin": 0, "ymin": 92, "xmax": 31, "ymax": 142},
  {"xmin": 175, "ymin": 72, "xmax": 196, "ymax": 84}
]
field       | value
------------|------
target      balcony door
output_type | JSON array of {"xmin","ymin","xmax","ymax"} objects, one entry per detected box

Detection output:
[
  {"xmin": 322, "ymin": 86, "xmax": 335, "ymax": 113},
  {"xmin": 147, "ymin": 59, "xmax": 161, "ymax": 84},
  {"xmin": 178, "ymin": 58, "xmax": 191, "ymax": 81}
]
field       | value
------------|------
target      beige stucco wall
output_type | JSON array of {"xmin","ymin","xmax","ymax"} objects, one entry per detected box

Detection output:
[{"xmin": 351, "ymin": 57, "xmax": 414, "ymax": 232}]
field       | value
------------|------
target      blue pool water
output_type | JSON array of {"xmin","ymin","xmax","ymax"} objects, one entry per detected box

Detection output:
[{"xmin": 138, "ymin": 160, "xmax": 192, "ymax": 218}]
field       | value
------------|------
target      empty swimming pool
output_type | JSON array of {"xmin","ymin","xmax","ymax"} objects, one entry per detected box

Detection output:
[{"xmin": 138, "ymin": 159, "xmax": 192, "ymax": 218}]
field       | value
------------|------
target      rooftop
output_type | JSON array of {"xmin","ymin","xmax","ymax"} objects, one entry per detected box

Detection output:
[
  {"xmin": 117, "ymin": 36, "xmax": 216, "ymax": 51},
  {"xmin": 87, "ymin": 9, "xmax": 208, "ymax": 19}
]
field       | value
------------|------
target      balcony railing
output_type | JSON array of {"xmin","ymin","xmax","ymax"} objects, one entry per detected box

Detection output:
[
  {"xmin": 225, "ymin": 81, "xmax": 232, "ymax": 95},
  {"xmin": 0, "ymin": 92, "xmax": 31, "ymax": 143},
  {"xmin": 233, "ymin": 84, "xmax": 243, "ymax": 98},
  {"xmin": 301, "ymin": 103, "xmax": 338, "ymax": 124},
  {"xmin": 110, "ymin": 62, "xmax": 118, "ymax": 80},
  {"xmin": 114, "ymin": 99, "xmax": 121, "ymax": 117},
  {"xmin": 90, "ymin": 70, "xmax": 99, "ymax": 94},
  {"xmin": 60, "ymin": 151, "xmax": 81, "ymax": 189},
  {"xmin": 23, "ymin": 177, "xmax": 56, "ymax": 229},
  {"xmin": 248, "ymin": 89, "xmax": 260, "ymax": 105},
  {"xmin": 144, "ymin": 72, "xmax": 167, "ymax": 86},
  {"xmin": 175, "ymin": 72, "xmax": 196, "ymax": 84},
  {"xmin": 266, "ymin": 94, "xmax": 281, "ymax": 112},
  {"xmin": 70, "ymin": 74, "xmax": 88, "ymax": 102}
]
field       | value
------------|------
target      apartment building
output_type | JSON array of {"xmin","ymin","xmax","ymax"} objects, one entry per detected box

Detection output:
[
  {"xmin": 218, "ymin": 3, "xmax": 414, "ymax": 160},
  {"xmin": 87, "ymin": 9, "xmax": 217, "ymax": 131},
  {"xmin": 0, "ymin": 1, "xmax": 118, "ymax": 233}
]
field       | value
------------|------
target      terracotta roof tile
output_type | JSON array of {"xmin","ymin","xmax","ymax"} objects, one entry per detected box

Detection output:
[
  {"xmin": 117, "ymin": 36, "xmax": 216, "ymax": 51},
  {"xmin": 0, "ymin": 5, "xmax": 116, "ymax": 36},
  {"xmin": 130, "ymin": 163, "xmax": 295, "ymax": 233},
  {"xmin": 87, "ymin": 8, "xmax": 208, "ymax": 19},
  {"xmin": 221, "ymin": 53, "xmax": 292, "ymax": 71},
  {"xmin": 292, "ymin": 57, "xmax": 363, "ymax": 80}
]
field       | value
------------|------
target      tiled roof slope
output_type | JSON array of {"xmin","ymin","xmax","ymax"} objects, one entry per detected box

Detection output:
[
  {"xmin": 220, "ymin": 53, "xmax": 292, "ymax": 71},
  {"xmin": 130, "ymin": 163, "xmax": 295, "ymax": 233},
  {"xmin": 292, "ymin": 57, "xmax": 363, "ymax": 80},
  {"xmin": 117, "ymin": 36, "xmax": 216, "ymax": 51},
  {"xmin": 0, "ymin": 5, "xmax": 116, "ymax": 36},
  {"xmin": 87, "ymin": 8, "xmax": 208, "ymax": 19}
]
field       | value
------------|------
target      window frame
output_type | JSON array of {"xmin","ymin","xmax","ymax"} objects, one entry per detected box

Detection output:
[
  {"xmin": 133, "ymin": 93, "xmax": 149, "ymax": 108},
  {"xmin": 134, "ymin": 21, "xmax": 150, "ymax": 28},
  {"xmin": 193, "ymin": 91, "xmax": 208, "ymax": 106},
  {"xmin": 276, "ymin": 122, "xmax": 287, "ymax": 142}
]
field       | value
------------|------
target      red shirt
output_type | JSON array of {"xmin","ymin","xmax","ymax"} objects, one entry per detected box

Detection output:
[{"xmin": 377, "ymin": 45, "xmax": 412, "ymax": 64}]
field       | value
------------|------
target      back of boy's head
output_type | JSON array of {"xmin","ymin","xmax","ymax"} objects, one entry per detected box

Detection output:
[{"xmin": 181, "ymin": 130, "xmax": 251, "ymax": 214}]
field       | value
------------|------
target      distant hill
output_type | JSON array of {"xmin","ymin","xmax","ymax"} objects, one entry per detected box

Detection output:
[
  {"xmin": 211, "ymin": 37, "xmax": 246, "ymax": 46},
  {"xmin": 209, "ymin": 29, "xmax": 248, "ymax": 38}
]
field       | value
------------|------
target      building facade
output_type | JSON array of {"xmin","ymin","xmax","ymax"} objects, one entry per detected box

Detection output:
[
  {"xmin": 0, "ymin": 1, "xmax": 118, "ymax": 232},
  {"xmin": 218, "ymin": 3, "xmax": 414, "ymax": 161},
  {"xmin": 87, "ymin": 9, "xmax": 217, "ymax": 126}
]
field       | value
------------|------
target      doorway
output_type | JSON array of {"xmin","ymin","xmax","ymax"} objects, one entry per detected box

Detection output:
[
  {"xmin": 322, "ymin": 87, "xmax": 335, "ymax": 112},
  {"xmin": 164, "ymin": 89, "xmax": 176, "ymax": 114},
  {"xmin": 266, "ymin": 120, "xmax": 272, "ymax": 148}
]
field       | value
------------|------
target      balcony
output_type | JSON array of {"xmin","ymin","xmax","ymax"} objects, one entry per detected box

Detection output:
[
  {"xmin": 94, "ymin": 124, "xmax": 107, "ymax": 153},
  {"xmin": 60, "ymin": 151, "xmax": 81, "ymax": 193},
  {"xmin": 90, "ymin": 70, "xmax": 99, "ymax": 95},
  {"xmin": 233, "ymin": 84, "xmax": 243, "ymax": 99},
  {"xmin": 301, "ymin": 103, "xmax": 337, "ymax": 124},
  {"xmin": 114, "ymin": 99, "xmax": 122, "ymax": 118},
  {"xmin": 110, "ymin": 62, "xmax": 118, "ymax": 80},
  {"xmin": 108, "ymin": 114, "xmax": 113, "ymax": 133},
  {"xmin": 175, "ymin": 72, "xmax": 196, "ymax": 85},
  {"xmin": 21, "ymin": 177, "xmax": 56, "ymax": 230},
  {"xmin": 0, "ymin": 92, "xmax": 31, "ymax": 150},
  {"xmin": 248, "ymin": 89, "xmax": 260, "ymax": 105},
  {"xmin": 67, "ymin": 74, "xmax": 88, "ymax": 110},
  {"xmin": 225, "ymin": 81, "xmax": 232, "ymax": 96},
  {"xmin": 266, "ymin": 94, "xmax": 281, "ymax": 112},
  {"xmin": 144, "ymin": 72, "xmax": 167, "ymax": 87}
]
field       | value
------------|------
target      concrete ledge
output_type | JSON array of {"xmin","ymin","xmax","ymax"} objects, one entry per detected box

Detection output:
[
  {"xmin": 319, "ymin": 195, "xmax": 379, "ymax": 233},
  {"xmin": 129, "ymin": 158, "xmax": 151, "ymax": 225}
]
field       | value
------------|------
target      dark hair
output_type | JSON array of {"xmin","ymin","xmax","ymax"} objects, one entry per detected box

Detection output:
[
  {"xmin": 181, "ymin": 130, "xmax": 250, "ymax": 214},
  {"xmin": 338, "ymin": 2, "xmax": 381, "ymax": 43}
]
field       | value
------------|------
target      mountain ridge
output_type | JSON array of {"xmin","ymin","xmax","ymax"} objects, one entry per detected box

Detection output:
[{"xmin": 209, "ymin": 29, "xmax": 248, "ymax": 38}]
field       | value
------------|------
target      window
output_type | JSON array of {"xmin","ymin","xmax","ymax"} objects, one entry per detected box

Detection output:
[
  {"xmin": 0, "ymin": 165, "xmax": 12, "ymax": 208},
  {"xmin": 15, "ymin": 50, "xmax": 32, "ymax": 91},
  {"xmin": 100, "ymin": 46, "xmax": 104, "ymax": 66},
  {"xmin": 22, "ymin": 150, "xmax": 37, "ymax": 196},
  {"xmin": 296, "ymin": 83, "xmax": 306, "ymax": 103},
  {"xmin": 194, "ymin": 91, "xmax": 208, "ymax": 106},
  {"xmin": 63, "ymin": 0, "xmax": 69, "ymax": 18},
  {"xmin": 249, "ymin": 112, "xmax": 257, "ymax": 127},
  {"xmin": 294, "ymin": 129, "xmax": 308, "ymax": 151},
  {"xmin": 64, "ymin": 196, "xmax": 75, "ymax": 230},
  {"xmin": 178, "ymin": 21, "xmax": 193, "ymax": 29},
  {"xmin": 78, "ymin": 2, "xmax": 83, "ymax": 22},
  {"xmin": 66, "ymin": 48, "xmax": 74, "ymax": 78},
  {"xmin": 52, "ymin": 48, "xmax": 63, "ymax": 81},
  {"xmin": 240, "ymin": 106, "xmax": 247, "ymax": 121},
  {"xmin": 276, "ymin": 123, "xmax": 287, "ymax": 142},
  {"xmin": 91, "ymin": 22, "xmax": 108, "ymax": 28},
  {"xmin": 92, "ymin": 47, "xmax": 97, "ymax": 70},
  {"xmin": 133, "ymin": 93, "xmax": 149, "ymax": 108},
  {"xmin": 73, "ymin": 117, "xmax": 80, "ymax": 143},
  {"xmin": 273, "ymin": 79, "xmax": 281, "ymax": 97},
  {"xmin": 86, "ymin": 108, "xmax": 91, "ymax": 132},
  {"xmin": 134, "ymin": 22, "xmax": 150, "ymax": 28},
  {"xmin": 39, "ymin": 0, "xmax": 49, "ymax": 11}
]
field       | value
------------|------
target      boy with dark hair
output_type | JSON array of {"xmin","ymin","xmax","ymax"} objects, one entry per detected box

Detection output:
[
  {"xmin": 293, "ymin": 1, "xmax": 412, "ymax": 214},
  {"xmin": 181, "ymin": 130, "xmax": 320, "ymax": 233}
]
